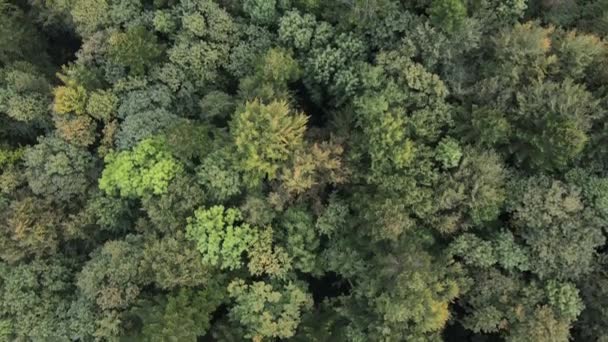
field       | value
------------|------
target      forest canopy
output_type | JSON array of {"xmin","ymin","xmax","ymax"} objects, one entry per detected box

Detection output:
[{"xmin": 1, "ymin": 0, "xmax": 608, "ymax": 340}]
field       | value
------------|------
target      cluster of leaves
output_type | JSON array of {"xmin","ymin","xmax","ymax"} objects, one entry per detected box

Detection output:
[{"xmin": 1, "ymin": 0, "xmax": 608, "ymax": 340}]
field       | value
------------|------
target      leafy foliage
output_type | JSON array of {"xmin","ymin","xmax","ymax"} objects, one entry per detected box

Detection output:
[
  {"xmin": 77, "ymin": 236, "xmax": 145, "ymax": 311},
  {"xmin": 232, "ymin": 99, "xmax": 308, "ymax": 184},
  {"xmin": 0, "ymin": 62, "xmax": 52, "ymax": 123},
  {"xmin": 186, "ymin": 205, "xmax": 257, "ymax": 270},
  {"xmin": 99, "ymin": 137, "xmax": 183, "ymax": 198},
  {"xmin": 108, "ymin": 26, "xmax": 163, "ymax": 76},
  {"xmin": 2, "ymin": 0, "xmax": 608, "ymax": 340},
  {"xmin": 428, "ymin": 0, "xmax": 467, "ymax": 32},
  {"xmin": 24, "ymin": 136, "xmax": 94, "ymax": 202},
  {"xmin": 134, "ymin": 286, "xmax": 225, "ymax": 341},
  {"xmin": 227, "ymin": 279, "xmax": 313, "ymax": 340}
]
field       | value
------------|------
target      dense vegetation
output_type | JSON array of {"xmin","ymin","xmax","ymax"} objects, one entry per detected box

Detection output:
[{"xmin": 1, "ymin": 0, "xmax": 608, "ymax": 340}]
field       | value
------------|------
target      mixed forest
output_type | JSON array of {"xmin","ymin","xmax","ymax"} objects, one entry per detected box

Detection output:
[{"xmin": 2, "ymin": 0, "xmax": 608, "ymax": 340}]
